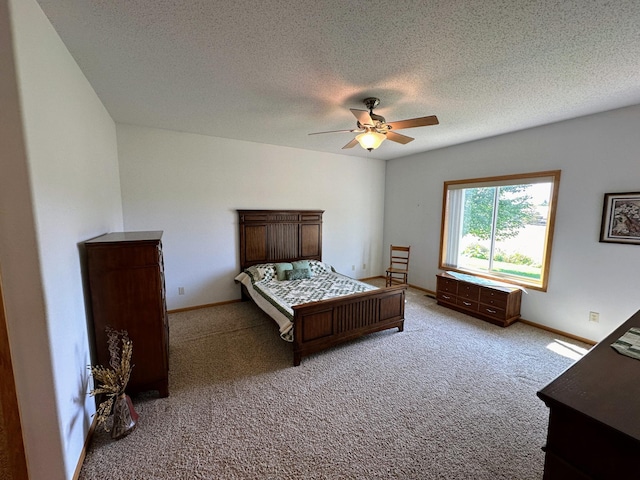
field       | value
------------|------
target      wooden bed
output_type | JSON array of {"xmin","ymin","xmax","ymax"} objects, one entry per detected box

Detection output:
[{"xmin": 238, "ymin": 209, "xmax": 406, "ymax": 366}]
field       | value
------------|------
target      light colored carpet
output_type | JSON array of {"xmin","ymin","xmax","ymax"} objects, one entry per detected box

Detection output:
[{"xmin": 79, "ymin": 280, "xmax": 589, "ymax": 479}]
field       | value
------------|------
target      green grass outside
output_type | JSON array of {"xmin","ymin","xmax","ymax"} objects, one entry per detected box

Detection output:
[{"xmin": 461, "ymin": 256, "xmax": 542, "ymax": 280}]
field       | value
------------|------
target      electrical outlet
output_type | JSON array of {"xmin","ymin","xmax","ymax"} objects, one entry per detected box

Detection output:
[
  {"xmin": 351, "ymin": 265, "xmax": 355, "ymax": 271},
  {"xmin": 589, "ymin": 311, "xmax": 599, "ymax": 323},
  {"xmin": 178, "ymin": 287, "xmax": 185, "ymax": 295},
  {"xmin": 362, "ymin": 263, "xmax": 366, "ymax": 270}
]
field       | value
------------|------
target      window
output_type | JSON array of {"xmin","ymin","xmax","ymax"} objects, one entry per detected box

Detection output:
[{"xmin": 439, "ymin": 170, "xmax": 560, "ymax": 291}]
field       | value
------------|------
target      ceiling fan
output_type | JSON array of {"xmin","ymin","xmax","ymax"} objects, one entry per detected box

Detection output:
[{"xmin": 309, "ymin": 97, "xmax": 439, "ymax": 151}]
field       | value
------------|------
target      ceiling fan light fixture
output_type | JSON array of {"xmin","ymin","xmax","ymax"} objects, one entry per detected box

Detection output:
[
  {"xmin": 308, "ymin": 98, "xmax": 437, "ymax": 151},
  {"xmin": 356, "ymin": 130, "xmax": 386, "ymax": 151}
]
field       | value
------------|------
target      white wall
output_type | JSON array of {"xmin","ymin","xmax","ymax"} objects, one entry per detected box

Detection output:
[
  {"xmin": 384, "ymin": 104, "xmax": 640, "ymax": 343},
  {"xmin": 116, "ymin": 124, "xmax": 387, "ymax": 310},
  {"xmin": 4, "ymin": 0, "xmax": 123, "ymax": 478}
]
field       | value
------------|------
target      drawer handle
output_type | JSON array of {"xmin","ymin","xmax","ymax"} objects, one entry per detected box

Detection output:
[
  {"xmin": 442, "ymin": 294, "xmax": 451, "ymax": 300},
  {"xmin": 486, "ymin": 308, "xmax": 497, "ymax": 314},
  {"xmin": 463, "ymin": 301, "xmax": 472, "ymax": 306}
]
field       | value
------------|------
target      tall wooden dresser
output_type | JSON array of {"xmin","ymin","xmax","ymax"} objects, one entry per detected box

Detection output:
[{"xmin": 85, "ymin": 231, "xmax": 169, "ymax": 397}]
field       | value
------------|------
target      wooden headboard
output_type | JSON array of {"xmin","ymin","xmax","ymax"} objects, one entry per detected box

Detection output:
[{"xmin": 238, "ymin": 210, "xmax": 324, "ymax": 270}]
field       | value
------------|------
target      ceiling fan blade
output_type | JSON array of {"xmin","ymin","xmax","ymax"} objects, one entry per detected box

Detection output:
[
  {"xmin": 350, "ymin": 109, "xmax": 374, "ymax": 127},
  {"xmin": 342, "ymin": 138, "xmax": 360, "ymax": 149},
  {"xmin": 386, "ymin": 115, "xmax": 439, "ymax": 130},
  {"xmin": 386, "ymin": 131, "xmax": 414, "ymax": 144},
  {"xmin": 308, "ymin": 129, "xmax": 357, "ymax": 135}
]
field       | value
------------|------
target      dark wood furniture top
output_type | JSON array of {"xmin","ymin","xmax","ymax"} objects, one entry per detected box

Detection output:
[
  {"xmin": 436, "ymin": 272, "xmax": 522, "ymax": 327},
  {"xmin": 85, "ymin": 231, "xmax": 169, "ymax": 397},
  {"xmin": 537, "ymin": 309, "xmax": 640, "ymax": 479},
  {"xmin": 238, "ymin": 210, "xmax": 406, "ymax": 366}
]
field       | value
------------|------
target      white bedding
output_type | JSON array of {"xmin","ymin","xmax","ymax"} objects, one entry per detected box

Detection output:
[
  {"xmin": 235, "ymin": 261, "xmax": 377, "ymax": 342},
  {"xmin": 236, "ymin": 271, "xmax": 295, "ymax": 340}
]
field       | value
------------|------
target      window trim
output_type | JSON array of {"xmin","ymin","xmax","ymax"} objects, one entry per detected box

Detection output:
[{"xmin": 439, "ymin": 170, "xmax": 561, "ymax": 292}]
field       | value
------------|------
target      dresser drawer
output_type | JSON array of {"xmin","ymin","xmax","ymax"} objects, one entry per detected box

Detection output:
[
  {"xmin": 88, "ymin": 244, "xmax": 160, "ymax": 269},
  {"xmin": 436, "ymin": 291, "xmax": 456, "ymax": 304},
  {"xmin": 479, "ymin": 304, "xmax": 507, "ymax": 320},
  {"xmin": 457, "ymin": 282, "xmax": 480, "ymax": 300},
  {"xmin": 479, "ymin": 288, "xmax": 509, "ymax": 309},
  {"xmin": 436, "ymin": 276, "xmax": 458, "ymax": 294},
  {"xmin": 457, "ymin": 297, "xmax": 479, "ymax": 311}
]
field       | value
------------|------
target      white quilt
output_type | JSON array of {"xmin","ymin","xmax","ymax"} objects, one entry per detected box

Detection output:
[{"xmin": 235, "ymin": 261, "xmax": 376, "ymax": 342}]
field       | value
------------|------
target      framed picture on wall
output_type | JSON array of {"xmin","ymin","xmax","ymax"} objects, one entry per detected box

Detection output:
[{"xmin": 600, "ymin": 192, "xmax": 640, "ymax": 244}]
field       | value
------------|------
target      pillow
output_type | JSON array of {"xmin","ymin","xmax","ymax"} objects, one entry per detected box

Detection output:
[
  {"xmin": 244, "ymin": 264, "xmax": 275, "ymax": 283},
  {"xmin": 292, "ymin": 260, "xmax": 312, "ymax": 275},
  {"xmin": 285, "ymin": 268, "xmax": 311, "ymax": 281},
  {"xmin": 308, "ymin": 259, "xmax": 333, "ymax": 275},
  {"xmin": 255, "ymin": 264, "xmax": 275, "ymax": 282},
  {"xmin": 275, "ymin": 262, "xmax": 293, "ymax": 281}
]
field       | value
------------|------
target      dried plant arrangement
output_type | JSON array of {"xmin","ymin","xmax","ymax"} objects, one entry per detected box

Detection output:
[{"xmin": 88, "ymin": 327, "xmax": 136, "ymax": 436}]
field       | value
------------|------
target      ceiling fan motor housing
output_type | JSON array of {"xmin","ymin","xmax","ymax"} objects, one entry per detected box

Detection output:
[
  {"xmin": 363, "ymin": 97, "xmax": 381, "ymax": 111},
  {"xmin": 361, "ymin": 98, "xmax": 388, "ymax": 130},
  {"xmin": 357, "ymin": 114, "xmax": 386, "ymax": 130}
]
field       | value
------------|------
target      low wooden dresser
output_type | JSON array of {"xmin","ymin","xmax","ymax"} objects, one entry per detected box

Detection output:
[
  {"xmin": 435, "ymin": 272, "xmax": 522, "ymax": 327},
  {"xmin": 537, "ymin": 309, "xmax": 640, "ymax": 479}
]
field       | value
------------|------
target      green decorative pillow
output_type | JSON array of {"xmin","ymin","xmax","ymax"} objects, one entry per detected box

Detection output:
[
  {"xmin": 285, "ymin": 268, "xmax": 311, "ymax": 281},
  {"xmin": 292, "ymin": 260, "xmax": 312, "ymax": 275},
  {"xmin": 275, "ymin": 262, "xmax": 293, "ymax": 281}
]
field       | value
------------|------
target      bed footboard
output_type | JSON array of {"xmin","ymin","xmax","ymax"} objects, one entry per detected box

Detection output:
[{"xmin": 291, "ymin": 285, "xmax": 406, "ymax": 366}]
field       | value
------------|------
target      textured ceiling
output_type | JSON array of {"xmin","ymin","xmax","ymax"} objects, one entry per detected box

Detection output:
[{"xmin": 35, "ymin": 0, "xmax": 640, "ymax": 160}]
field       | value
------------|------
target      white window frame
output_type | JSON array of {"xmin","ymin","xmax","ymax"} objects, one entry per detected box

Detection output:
[{"xmin": 439, "ymin": 170, "xmax": 561, "ymax": 291}]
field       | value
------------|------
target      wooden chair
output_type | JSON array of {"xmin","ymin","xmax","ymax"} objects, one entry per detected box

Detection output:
[{"xmin": 385, "ymin": 245, "xmax": 410, "ymax": 287}]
